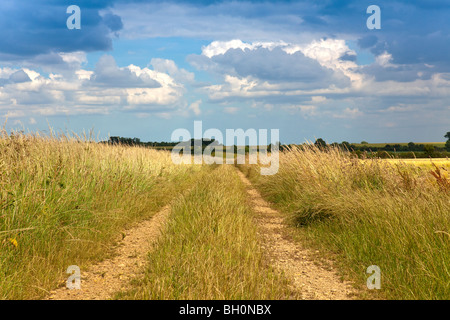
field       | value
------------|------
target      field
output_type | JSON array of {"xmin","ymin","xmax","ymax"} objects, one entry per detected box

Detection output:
[
  {"xmin": 0, "ymin": 131, "xmax": 203, "ymax": 299},
  {"xmin": 239, "ymin": 145, "xmax": 450, "ymax": 299},
  {"xmin": 354, "ymin": 142, "xmax": 446, "ymax": 147},
  {"xmin": 385, "ymin": 158, "xmax": 450, "ymax": 167},
  {"xmin": 1, "ymin": 132, "xmax": 449, "ymax": 300}
]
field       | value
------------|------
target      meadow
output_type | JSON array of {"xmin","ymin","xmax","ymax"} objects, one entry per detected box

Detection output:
[
  {"xmin": 0, "ymin": 131, "xmax": 294, "ymax": 300},
  {"xmin": 1, "ymin": 131, "xmax": 449, "ymax": 300},
  {"xmin": 0, "ymin": 130, "xmax": 202, "ymax": 299},
  {"xmin": 238, "ymin": 145, "xmax": 450, "ymax": 299}
]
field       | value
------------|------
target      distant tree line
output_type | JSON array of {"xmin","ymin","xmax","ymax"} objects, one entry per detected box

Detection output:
[
  {"xmin": 344, "ymin": 142, "xmax": 443, "ymax": 153},
  {"xmin": 103, "ymin": 137, "xmax": 221, "ymax": 148},
  {"xmin": 446, "ymin": 131, "xmax": 450, "ymax": 151},
  {"xmin": 101, "ymin": 133, "xmax": 450, "ymax": 159},
  {"xmin": 102, "ymin": 136, "xmax": 179, "ymax": 147},
  {"xmin": 310, "ymin": 132, "xmax": 450, "ymax": 158},
  {"xmin": 100, "ymin": 136, "xmax": 282, "ymax": 154}
]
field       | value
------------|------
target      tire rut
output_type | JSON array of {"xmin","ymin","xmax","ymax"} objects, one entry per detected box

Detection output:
[
  {"xmin": 45, "ymin": 205, "xmax": 171, "ymax": 300},
  {"xmin": 236, "ymin": 169, "xmax": 356, "ymax": 300}
]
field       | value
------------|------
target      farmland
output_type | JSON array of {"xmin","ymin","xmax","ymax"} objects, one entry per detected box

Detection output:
[
  {"xmin": 1, "ymin": 132, "xmax": 449, "ymax": 300},
  {"xmin": 353, "ymin": 142, "xmax": 446, "ymax": 148}
]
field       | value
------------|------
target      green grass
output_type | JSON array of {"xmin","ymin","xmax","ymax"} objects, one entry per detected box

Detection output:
[
  {"xmin": 238, "ymin": 145, "xmax": 450, "ymax": 299},
  {"xmin": 0, "ymin": 132, "xmax": 202, "ymax": 299},
  {"xmin": 116, "ymin": 165, "xmax": 296, "ymax": 300}
]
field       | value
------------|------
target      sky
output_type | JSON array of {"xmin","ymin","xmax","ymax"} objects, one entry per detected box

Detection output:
[{"xmin": 0, "ymin": 0, "xmax": 449, "ymax": 144}]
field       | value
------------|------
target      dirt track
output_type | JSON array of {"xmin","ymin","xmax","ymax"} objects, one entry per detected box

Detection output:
[
  {"xmin": 46, "ymin": 169, "xmax": 356, "ymax": 300},
  {"xmin": 236, "ymin": 170, "xmax": 355, "ymax": 300},
  {"xmin": 46, "ymin": 205, "xmax": 170, "ymax": 300}
]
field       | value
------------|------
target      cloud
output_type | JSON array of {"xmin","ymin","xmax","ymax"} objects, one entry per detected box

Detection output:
[
  {"xmin": 110, "ymin": 1, "xmax": 317, "ymax": 43},
  {"xmin": 91, "ymin": 55, "xmax": 161, "ymax": 88},
  {"xmin": 189, "ymin": 39, "xmax": 357, "ymax": 103},
  {"xmin": 357, "ymin": 35, "xmax": 378, "ymax": 49},
  {"xmin": 9, "ymin": 70, "xmax": 32, "ymax": 83},
  {"xmin": 187, "ymin": 35, "xmax": 450, "ymax": 132},
  {"xmin": 0, "ymin": 0, "xmax": 123, "ymax": 62},
  {"xmin": 381, "ymin": 104, "xmax": 416, "ymax": 113},
  {"xmin": 333, "ymin": 107, "xmax": 363, "ymax": 119},
  {"xmin": 197, "ymin": 39, "xmax": 359, "ymax": 84},
  {"xmin": 59, "ymin": 52, "xmax": 88, "ymax": 68},
  {"xmin": 201, "ymin": 40, "xmax": 286, "ymax": 59},
  {"xmin": 188, "ymin": 100, "xmax": 202, "ymax": 116},
  {"xmin": 284, "ymin": 104, "xmax": 318, "ymax": 117},
  {"xmin": 0, "ymin": 55, "xmax": 189, "ymax": 117},
  {"xmin": 3, "ymin": 0, "xmax": 449, "ymax": 76},
  {"xmin": 2, "ymin": 0, "xmax": 450, "ymax": 143},
  {"xmin": 224, "ymin": 106, "xmax": 238, "ymax": 114},
  {"xmin": 111, "ymin": 0, "xmax": 450, "ymax": 75},
  {"xmin": 101, "ymin": 11, "xmax": 124, "ymax": 32},
  {"xmin": 195, "ymin": 37, "xmax": 450, "ymax": 97},
  {"xmin": 0, "ymin": 70, "xmax": 32, "ymax": 86},
  {"xmin": 311, "ymin": 96, "xmax": 327, "ymax": 103},
  {"xmin": 207, "ymin": 46, "xmax": 341, "ymax": 86},
  {"xmin": 150, "ymin": 58, "xmax": 195, "ymax": 84}
]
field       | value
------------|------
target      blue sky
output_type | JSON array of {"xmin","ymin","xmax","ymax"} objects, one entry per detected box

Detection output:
[{"xmin": 0, "ymin": 0, "xmax": 449, "ymax": 144}]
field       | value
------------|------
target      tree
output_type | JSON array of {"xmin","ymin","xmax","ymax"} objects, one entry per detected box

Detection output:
[
  {"xmin": 445, "ymin": 132, "xmax": 450, "ymax": 151},
  {"xmin": 314, "ymin": 138, "xmax": 327, "ymax": 148},
  {"xmin": 330, "ymin": 142, "xmax": 340, "ymax": 148},
  {"xmin": 341, "ymin": 141, "xmax": 351, "ymax": 150},
  {"xmin": 361, "ymin": 141, "xmax": 368, "ymax": 144},
  {"xmin": 424, "ymin": 145, "xmax": 435, "ymax": 157}
]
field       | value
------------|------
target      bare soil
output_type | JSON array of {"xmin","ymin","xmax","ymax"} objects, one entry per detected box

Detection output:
[{"xmin": 46, "ymin": 205, "xmax": 170, "ymax": 300}]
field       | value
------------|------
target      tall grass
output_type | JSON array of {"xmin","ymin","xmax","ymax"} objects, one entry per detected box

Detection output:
[
  {"xmin": 117, "ymin": 165, "xmax": 296, "ymax": 300},
  {"xmin": 0, "ymin": 131, "xmax": 201, "ymax": 299},
  {"xmin": 239, "ymin": 145, "xmax": 450, "ymax": 299}
]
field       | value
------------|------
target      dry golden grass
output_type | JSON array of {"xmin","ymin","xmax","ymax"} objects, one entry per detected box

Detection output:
[
  {"xmin": 0, "ymin": 130, "xmax": 201, "ymax": 299},
  {"xmin": 238, "ymin": 144, "xmax": 450, "ymax": 299}
]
